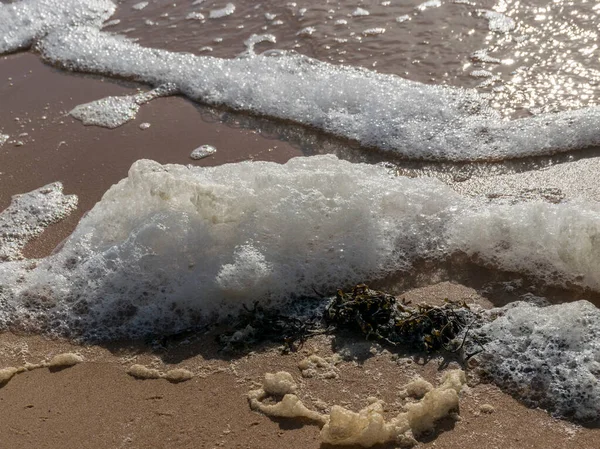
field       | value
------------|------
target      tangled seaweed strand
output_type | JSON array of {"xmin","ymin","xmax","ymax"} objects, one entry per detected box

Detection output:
[
  {"xmin": 325, "ymin": 284, "xmax": 475, "ymax": 352},
  {"xmin": 217, "ymin": 284, "xmax": 476, "ymax": 354},
  {"xmin": 218, "ymin": 302, "xmax": 322, "ymax": 353}
]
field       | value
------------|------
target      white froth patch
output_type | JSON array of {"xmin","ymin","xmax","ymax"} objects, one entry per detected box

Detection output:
[
  {"xmin": 69, "ymin": 84, "xmax": 177, "ymax": 129},
  {"xmin": 473, "ymin": 301, "xmax": 600, "ymax": 421},
  {"xmin": 190, "ymin": 144, "xmax": 217, "ymax": 160},
  {"xmin": 351, "ymin": 8, "xmax": 369, "ymax": 17},
  {"xmin": 416, "ymin": 0, "xmax": 441, "ymax": 11},
  {"xmin": 70, "ymin": 95, "xmax": 140, "ymax": 129},
  {"xmin": 297, "ymin": 27, "xmax": 316, "ymax": 37},
  {"xmin": 0, "ymin": 0, "xmax": 115, "ymax": 54},
  {"xmin": 0, "ymin": 134, "xmax": 8, "ymax": 146},
  {"xmin": 186, "ymin": 12, "xmax": 205, "ymax": 21},
  {"xmin": 362, "ymin": 28, "xmax": 386, "ymax": 36},
  {"xmin": 37, "ymin": 26, "xmax": 600, "ymax": 161},
  {"xmin": 0, "ymin": 182, "xmax": 78, "ymax": 261},
  {"xmin": 241, "ymin": 34, "xmax": 276, "ymax": 57},
  {"xmin": 209, "ymin": 3, "xmax": 235, "ymax": 19},
  {"xmin": 132, "ymin": 1, "xmax": 148, "ymax": 10},
  {"xmin": 0, "ymin": 156, "xmax": 461, "ymax": 338},
  {"xmin": 448, "ymin": 200, "xmax": 600, "ymax": 291},
  {"xmin": 3, "ymin": 156, "xmax": 600, "ymax": 339},
  {"xmin": 478, "ymin": 10, "xmax": 516, "ymax": 33}
]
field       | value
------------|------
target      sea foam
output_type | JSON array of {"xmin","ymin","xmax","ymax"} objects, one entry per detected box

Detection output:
[
  {"xmin": 34, "ymin": 26, "xmax": 600, "ymax": 161},
  {"xmin": 473, "ymin": 300, "xmax": 600, "ymax": 421},
  {"xmin": 2, "ymin": 156, "xmax": 600, "ymax": 339},
  {"xmin": 0, "ymin": 0, "xmax": 115, "ymax": 54}
]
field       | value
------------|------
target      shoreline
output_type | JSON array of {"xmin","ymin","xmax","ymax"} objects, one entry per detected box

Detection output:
[{"xmin": 0, "ymin": 281, "xmax": 597, "ymax": 449}]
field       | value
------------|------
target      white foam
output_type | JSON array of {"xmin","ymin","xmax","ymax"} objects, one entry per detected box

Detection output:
[
  {"xmin": 473, "ymin": 301, "xmax": 600, "ymax": 420},
  {"xmin": 0, "ymin": 134, "xmax": 8, "ymax": 146},
  {"xmin": 0, "ymin": 156, "xmax": 462, "ymax": 338},
  {"xmin": 209, "ymin": 3, "xmax": 235, "ymax": 19},
  {"xmin": 351, "ymin": 8, "xmax": 369, "ymax": 17},
  {"xmin": 190, "ymin": 144, "xmax": 216, "ymax": 159},
  {"xmin": 242, "ymin": 34, "xmax": 276, "ymax": 57},
  {"xmin": 3, "ymin": 156, "xmax": 600, "ymax": 339},
  {"xmin": 0, "ymin": 0, "xmax": 115, "ymax": 54},
  {"xmin": 186, "ymin": 12, "xmax": 205, "ymax": 21},
  {"xmin": 69, "ymin": 84, "xmax": 177, "ymax": 129},
  {"xmin": 36, "ymin": 27, "xmax": 600, "ymax": 161},
  {"xmin": 0, "ymin": 183, "xmax": 78, "ymax": 261},
  {"xmin": 362, "ymin": 28, "xmax": 386, "ymax": 37},
  {"xmin": 478, "ymin": 10, "xmax": 516, "ymax": 33},
  {"xmin": 416, "ymin": 0, "xmax": 441, "ymax": 12},
  {"xmin": 132, "ymin": 1, "xmax": 148, "ymax": 10}
]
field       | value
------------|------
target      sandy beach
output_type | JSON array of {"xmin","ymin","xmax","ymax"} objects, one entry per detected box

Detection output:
[
  {"xmin": 3, "ymin": 1, "xmax": 600, "ymax": 448},
  {"xmin": 0, "ymin": 282, "xmax": 598, "ymax": 449}
]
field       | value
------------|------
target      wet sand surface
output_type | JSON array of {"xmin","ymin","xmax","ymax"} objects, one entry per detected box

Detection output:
[
  {"xmin": 0, "ymin": 52, "xmax": 303, "ymax": 257},
  {"xmin": 0, "ymin": 283, "xmax": 597, "ymax": 449}
]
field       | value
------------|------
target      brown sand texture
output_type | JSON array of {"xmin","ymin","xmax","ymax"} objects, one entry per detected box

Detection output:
[{"xmin": 1, "ymin": 31, "xmax": 599, "ymax": 449}]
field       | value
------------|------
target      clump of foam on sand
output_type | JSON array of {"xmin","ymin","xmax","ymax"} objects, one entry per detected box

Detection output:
[
  {"xmin": 127, "ymin": 364, "xmax": 193, "ymax": 383},
  {"xmin": 248, "ymin": 370, "xmax": 466, "ymax": 447},
  {"xmin": 0, "ymin": 352, "xmax": 84, "ymax": 386}
]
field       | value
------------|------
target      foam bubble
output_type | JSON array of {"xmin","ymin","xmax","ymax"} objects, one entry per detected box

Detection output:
[
  {"xmin": 3, "ymin": 156, "xmax": 600, "ymax": 339},
  {"xmin": 37, "ymin": 27, "xmax": 600, "ymax": 161},
  {"xmin": 351, "ymin": 8, "xmax": 369, "ymax": 17},
  {"xmin": 472, "ymin": 301, "xmax": 600, "ymax": 420},
  {"xmin": 0, "ymin": 0, "xmax": 115, "ymax": 54},
  {"xmin": 0, "ymin": 134, "xmax": 8, "ymax": 146},
  {"xmin": 209, "ymin": 3, "xmax": 235, "ymax": 19},
  {"xmin": 0, "ymin": 182, "xmax": 78, "ymax": 261},
  {"xmin": 131, "ymin": 1, "xmax": 148, "ymax": 10},
  {"xmin": 416, "ymin": 0, "xmax": 441, "ymax": 12},
  {"xmin": 190, "ymin": 144, "xmax": 216, "ymax": 160},
  {"xmin": 69, "ymin": 84, "xmax": 177, "ymax": 129},
  {"xmin": 478, "ymin": 10, "xmax": 516, "ymax": 33}
]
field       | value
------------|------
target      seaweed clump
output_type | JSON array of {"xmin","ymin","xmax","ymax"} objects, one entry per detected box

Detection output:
[
  {"xmin": 217, "ymin": 284, "xmax": 476, "ymax": 354},
  {"xmin": 218, "ymin": 302, "xmax": 321, "ymax": 353},
  {"xmin": 325, "ymin": 284, "xmax": 475, "ymax": 352}
]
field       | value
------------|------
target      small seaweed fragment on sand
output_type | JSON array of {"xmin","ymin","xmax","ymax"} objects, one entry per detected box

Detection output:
[{"xmin": 326, "ymin": 284, "xmax": 474, "ymax": 351}]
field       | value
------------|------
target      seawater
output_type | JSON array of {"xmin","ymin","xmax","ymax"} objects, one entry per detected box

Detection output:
[{"xmin": 2, "ymin": 0, "xmax": 600, "ymax": 420}]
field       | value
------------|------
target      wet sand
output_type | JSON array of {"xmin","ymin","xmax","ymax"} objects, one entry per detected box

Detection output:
[{"xmin": 0, "ymin": 282, "xmax": 597, "ymax": 449}]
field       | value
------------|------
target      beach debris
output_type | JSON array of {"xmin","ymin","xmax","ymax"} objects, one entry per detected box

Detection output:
[
  {"xmin": 218, "ymin": 302, "xmax": 318, "ymax": 353},
  {"xmin": 127, "ymin": 364, "xmax": 194, "ymax": 383},
  {"xmin": 248, "ymin": 370, "xmax": 467, "ymax": 447},
  {"xmin": 0, "ymin": 352, "xmax": 84, "ymax": 386},
  {"xmin": 190, "ymin": 144, "xmax": 217, "ymax": 160},
  {"xmin": 139, "ymin": 122, "xmax": 151, "ymax": 130},
  {"xmin": 325, "ymin": 284, "xmax": 474, "ymax": 352}
]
